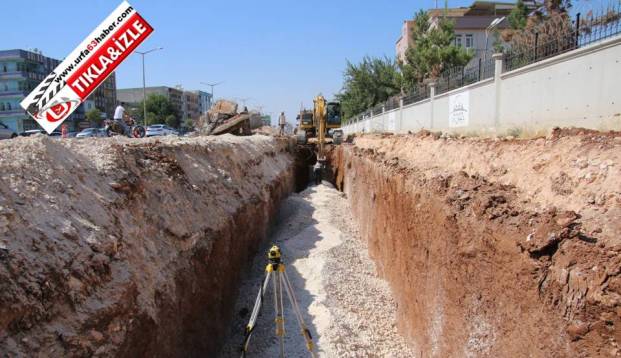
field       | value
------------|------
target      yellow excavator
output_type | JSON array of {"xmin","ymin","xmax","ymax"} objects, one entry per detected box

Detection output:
[{"xmin": 296, "ymin": 95, "xmax": 343, "ymax": 158}]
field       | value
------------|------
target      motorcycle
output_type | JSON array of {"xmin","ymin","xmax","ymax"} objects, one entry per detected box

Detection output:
[{"xmin": 103, "ymin": 117, "xmax": 145, "ymax": 138}]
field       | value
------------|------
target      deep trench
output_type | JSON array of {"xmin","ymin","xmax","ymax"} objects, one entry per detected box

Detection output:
[
  {"xmin": 201, "ymin": 141, "xmax": 613, "ymax": 357},
  {"xmin": 4, "ymin": 136, "xmax": 613, "ymax": 357}
]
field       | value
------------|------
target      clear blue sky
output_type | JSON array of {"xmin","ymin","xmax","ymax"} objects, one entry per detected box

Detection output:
[{"xmin": 2, "ymin": 0, "xmax": 602, "ymax": 124}]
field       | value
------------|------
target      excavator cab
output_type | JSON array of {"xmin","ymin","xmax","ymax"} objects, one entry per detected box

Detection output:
[
  {"xmin": 326, "ymin": 102, "xmax": 341, "ymax": 129},
  {"xmin": 326, "ymin": 101, "xmax": 343, "ymax": 144}
]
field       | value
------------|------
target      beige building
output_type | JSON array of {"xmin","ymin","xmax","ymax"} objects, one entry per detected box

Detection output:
[
  {"xmin": 396, "ymin": 1, "xmax": 516, "ymax": 63},
  {"xmin": 396, "ymin": 20, "xmax": 416, "ymax": 63},
  {"xmin": 182, "ymin": 90, "xmax": 200, "ymax": 122}
]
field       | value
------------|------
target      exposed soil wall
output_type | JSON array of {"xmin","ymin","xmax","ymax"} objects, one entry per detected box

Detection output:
[
  {"xmin": 331, "ymin": 130, "xmax": 621, "ymax": 357},
  {"xmin": 0, "ymin": 134, "xmax": 296, "ymax": 357}
]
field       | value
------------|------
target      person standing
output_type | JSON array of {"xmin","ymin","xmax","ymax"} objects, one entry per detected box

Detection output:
[{"xmin": 278, "ymin": 112, "xmax": 286, "ymax": 135}]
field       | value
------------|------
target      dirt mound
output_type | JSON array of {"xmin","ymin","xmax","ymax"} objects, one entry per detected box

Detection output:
[
  {"xmin": 331, "ymin": 130, "xmax": 621, "ymax": 357},
  {"xmin": 0, "ymin": 134, "xmax": 296, "ymax": 357},
  {"xmin": 351, "ymin": 130, "xmax": 621, "ymax": 246}
]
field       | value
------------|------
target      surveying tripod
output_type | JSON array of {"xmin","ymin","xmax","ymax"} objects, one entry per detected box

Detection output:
[{"xmin": 240, "ymin": 245, "xmax": 317, "ymax": 358}]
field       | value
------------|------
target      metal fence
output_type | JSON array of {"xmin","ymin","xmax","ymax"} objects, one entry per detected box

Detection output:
[
  {"xmin": 505, "ymin": 5, "xmax": 621, "ymax": 71},
  {"xmin": 345, "ymin": 4, "xmax": 621, "ymax": 125},
  {"xmin": 402, "ymin": 84, "xmax": 429, "ymax": 106},
  {"xmin": 436, "ymin": 57, "xmax": 496, "ymax": 95}
]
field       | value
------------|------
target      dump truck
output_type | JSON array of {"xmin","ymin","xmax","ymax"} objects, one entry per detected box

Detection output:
[{"xmin": 296, "ymin": 109, "xmax": 315, "ymax": 138}]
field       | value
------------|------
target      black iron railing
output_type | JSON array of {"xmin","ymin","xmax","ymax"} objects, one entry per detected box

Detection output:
[{"xmin": 436, "ymin": 57, "xmax": 496, "ymax": 95}]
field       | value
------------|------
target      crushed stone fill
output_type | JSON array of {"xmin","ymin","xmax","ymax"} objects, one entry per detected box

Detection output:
[{"xmin": 219, "ymin": 184, "xmax": 414, "ymax": 357}]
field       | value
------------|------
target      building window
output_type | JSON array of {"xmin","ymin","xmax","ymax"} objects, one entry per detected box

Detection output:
[
  {"xmin": 7, "ymin": 103, "xmax": 11, "ymax": 110},
  {"xmin": 465, "ymin": 34, "xmax": 474, "ymax": 49},
  {"xmin": 0, "ymin": 103, "xmax": 4, "ymax": 111},
  {"xmin": 2, "ymin": 64, "xmax": 6, "ymax": 72},
  {"xmin": 455, "ymin": 35, "xmax": 463, "ymax": 47}
]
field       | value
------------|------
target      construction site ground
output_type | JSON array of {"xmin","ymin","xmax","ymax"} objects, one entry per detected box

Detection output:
[{"xmin": 1, "ymin": 128, "xmax": 620, "ymax": 357}]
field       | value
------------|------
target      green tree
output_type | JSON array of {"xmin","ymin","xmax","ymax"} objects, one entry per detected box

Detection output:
[
  {"xmin": 138, "ymin": 94, "xmax": 179, "ymax": 127},
  {"xmin": 182, "ymin": 117, "xmax": 194, "ymax": 131},
  {"xmin": 126, "ymin": 104, "xmax": 143, "ymax": 122},
  {"xmin": 145, "ymin": 112, "xmax": 157, "ymax": 126},
  {"xmin": 85, "ymin": 108, "xmax": 103, "ymax": 126},
  {"xmin": 335, "ymin": 56, "xmax": 402, "ymax": 119},
  {"xmin": 508, "ymin": 0, "xmax": 530, "ymax": 30},
  {"xmin": 400, "ymin": 10, "xmax": 473, "ymax": 90},
  {"xmin": 165, "ymin": 114, "xmax": 178, "ymax": 128}
]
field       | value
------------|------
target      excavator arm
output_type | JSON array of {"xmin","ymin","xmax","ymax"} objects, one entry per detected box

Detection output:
[{"xmin": 313, "ymin": 95, "xmax": 327, "ymax": 160}]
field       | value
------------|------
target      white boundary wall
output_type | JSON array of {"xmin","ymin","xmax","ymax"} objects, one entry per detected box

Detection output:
[{"xmin": 342, "ymin": 35, "xmax": 621, "ymax": 135}]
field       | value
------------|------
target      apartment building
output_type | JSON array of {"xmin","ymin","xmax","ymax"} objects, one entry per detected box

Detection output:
[{"xmin": 117, "ymin": 86, "xmax": 212, "ymax": 124}]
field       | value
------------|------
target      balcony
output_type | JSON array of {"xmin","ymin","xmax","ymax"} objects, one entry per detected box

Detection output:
[
  {"xmin": 0, "ymin": 90, "xmax": 27, "ymax": 98},
  {"xmin": 0, "ymin": 109, "xmax": 27, "ymax": 118},
  {"xmin": 0, "ymin": 71, "xmax": 46, "ymax": 81}
]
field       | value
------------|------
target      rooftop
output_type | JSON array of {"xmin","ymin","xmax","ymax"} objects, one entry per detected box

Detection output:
[
  {"xmin": 427, "ymin": 0, "xmax": 516, "ymax": 30},
  {"xmin": 428, "ymin": 0, "xmax": 516, "ymax": 18}
]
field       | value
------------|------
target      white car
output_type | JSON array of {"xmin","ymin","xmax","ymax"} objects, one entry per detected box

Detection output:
[
  {"xmin": 21, "ymin": 129, "xmax": 45, "ymax": 137},
  {"xmin": 76, "ymin": 128, "xmax": 101, "ymax": 138},
  {"xmin": 0, "ymin": 122, "xmax": 18, "ymax": 139},
  {"xmin": 146, "ymin": 124, "xmax": 178, "ymax": 137}
]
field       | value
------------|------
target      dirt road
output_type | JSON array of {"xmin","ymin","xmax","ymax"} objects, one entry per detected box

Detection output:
[{"xmin": 219, "ymin": 184, "xmax": 413, "ymax": 357}]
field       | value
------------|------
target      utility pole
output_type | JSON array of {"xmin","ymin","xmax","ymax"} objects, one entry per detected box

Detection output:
[
  {"xmin": 235, "ymin": 97, "xmax": 252, "ymax": 109},
  {"xmin": 485, "ymin": 17, "xmax": 505, "ymax": 61},
  {"xmin": 135, "ymin": 47, "xmax": 163, "ymax": 126},
  {"xmin": 200, "ymin": 81, "xmax": 223, "ymax": 103}
]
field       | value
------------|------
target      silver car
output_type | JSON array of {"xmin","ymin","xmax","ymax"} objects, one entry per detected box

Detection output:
[
  {"xmin": 146, "ymin": 124, "xmax": 178, "ymax": 137},
  {"xmin": 76, "ymin": 128, "xmax": 101, "ymax": 138},
  {"xmin": 0, "ymin": 122, "xmax": 17, "ymax": 140},
  {"xmin": 21, "ymin": 129, "xmax": 45, "ymax": 137}
]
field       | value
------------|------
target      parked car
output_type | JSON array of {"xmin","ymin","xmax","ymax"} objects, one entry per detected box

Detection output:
[
  {"xmin": 0, "ymin": 122, "xmax": 17, "ymax": 140},
  {"xmin": 76, "ymin": 128, "xmax": 102, "ymax": 138},
  {"xmin": 146, "ymin": 124, "xmax": 178, "ymax": 137},
  {"xmin": 20, "ymin": 129, "xmax": 45, "ymax": 136}
]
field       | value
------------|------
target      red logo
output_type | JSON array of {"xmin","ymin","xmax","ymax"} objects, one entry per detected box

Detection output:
[
  {"xmin": 46, "ymin": 102, "xmax": 73, "ymax": 122},
  {"xmin": 35, "ymin": 100, "xmax": 78, "ymax": 123}
]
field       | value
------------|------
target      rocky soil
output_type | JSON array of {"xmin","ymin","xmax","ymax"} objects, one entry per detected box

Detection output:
[
  {"xmin": 0, "ymin": 134, "xmax": 296, "ymax": 357},
  {"xmin": 331, "ymin": 129, "xmax": 621, "ymax": 357}
]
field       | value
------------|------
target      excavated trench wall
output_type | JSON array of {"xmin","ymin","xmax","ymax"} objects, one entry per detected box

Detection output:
[
  {"xmin": 331, "ymin": 132, "xmax": 621, "ymax": 357},
  {"xmin": 0, "ymin": 135, "xmax": 297, "ymax": 357}
]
